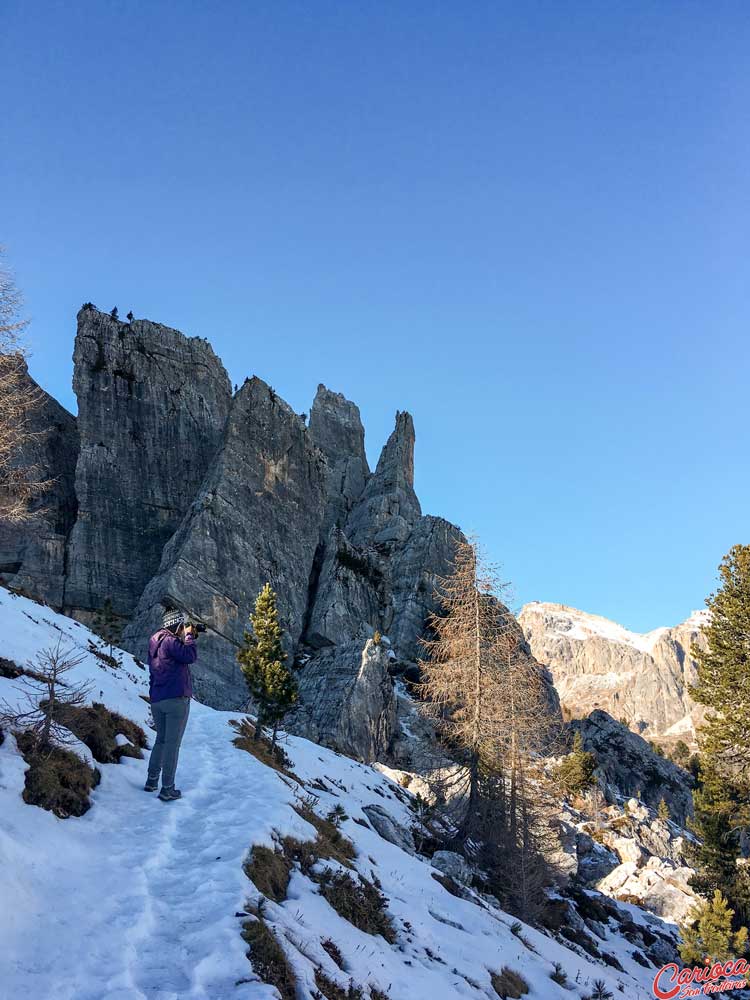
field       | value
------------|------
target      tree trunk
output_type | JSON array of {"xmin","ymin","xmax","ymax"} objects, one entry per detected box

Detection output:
[{"xmin": 41, "ymin": 674, "xmax": 55, "ymax": 748}]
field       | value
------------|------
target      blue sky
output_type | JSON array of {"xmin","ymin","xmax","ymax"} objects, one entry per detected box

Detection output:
[{"xmin": 2, "ymin": 1, "xmax": 748, "ymax": 631}]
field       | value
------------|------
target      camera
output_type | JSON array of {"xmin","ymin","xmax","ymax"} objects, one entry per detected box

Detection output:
[{"xmin": 185, "ymin": 621, "xmax": 207, "ymax": 634}]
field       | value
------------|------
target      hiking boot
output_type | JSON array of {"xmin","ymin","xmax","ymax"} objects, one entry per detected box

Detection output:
[
  {"xmin": 144, "ymin": 779, "xmax": 159, "ymax": 792},
  {"xmin": 158, "ymin": 786, "xmax": 182, "ymax": 802}
]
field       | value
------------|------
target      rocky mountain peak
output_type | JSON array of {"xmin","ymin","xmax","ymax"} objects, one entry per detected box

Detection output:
[
  {"xmin": 5, "ymin": 306, "xmax": 564, "ymax": 768},
  {"xmin": 66, "ymin": 306, "xmax": 232, "ymax": 621},
  {"xmin": 346, "ymin": 411, "xmax": 421, "ymax": 548},
  {"xmin": 1, "ymin": 303, "xmax": 478, "ymax": 758},
  {"xmin": 309, "ymin": 384, "xmax": 368, "ymax": 470},
  {"xmin": 375, "ymin": 410, "xmax": 416, "ymax": 491},
  {"xmin": 519, "ymin": 601, "xmax": 708, "ymax": 741},
  {"xmin": 309, "ymin": 384, "xmax": 369, "ymax": 530}
]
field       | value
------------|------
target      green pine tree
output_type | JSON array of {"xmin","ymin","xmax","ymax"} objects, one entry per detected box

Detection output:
[
  {"xmin": 671, "ymin": 740, "xmax": 691, "ymax": 767},
  {"xmin": 657, "ymin": 797, "xmax": 670, "ymax": 821},
  {"xmin": 679, "ymin": 890, "xmax": 748, "ymax": 965},
  {"xmin": 692, "ymin": 545, "xmax": 750, "ymax": 773},
  {"xmin": 237, "ymin": 584, "xmax": 297, "ymax": 743},
  {"xmin": 689, "ymin": 545, "xmax": 750, "ymax": 927},
  {"xmin": 556, "ymin": 731, "xmax": 597, "ymax": 796},
  {"xmin": 688, "ymin": 763, "xmax": 750, "ymax": 927}
]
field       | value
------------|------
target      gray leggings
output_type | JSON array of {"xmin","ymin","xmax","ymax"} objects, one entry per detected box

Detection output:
[{"xmin": 147, "ymin": 697, "xmax": 190, "ymax": 789}]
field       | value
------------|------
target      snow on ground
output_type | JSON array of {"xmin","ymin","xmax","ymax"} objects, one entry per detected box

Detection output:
[{"xmin": 1, "ymin": 590, "xmax": 660, "ymax": 999}]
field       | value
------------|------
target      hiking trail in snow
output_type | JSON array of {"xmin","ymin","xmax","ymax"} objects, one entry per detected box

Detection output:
[{"xmin": 0, "ymin": 591, "xmax": 660, "ymax": 1000}]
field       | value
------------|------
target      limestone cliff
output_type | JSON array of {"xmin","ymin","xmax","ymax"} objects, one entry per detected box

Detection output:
[
  {"xmin": 122, "ymin": 377, "xmax": 328, "ymax": 708},
  {"xmin": 519, "ymin": 601, "xmax": 708, "ymax": 740},
  {"xmin": 0, "ymin": 362, "xmax": 79, "ymax": 607},
  {"xmin": 65, "ymin": 307, "xmax": 231, "ymax": 621},
  {"xmin": 2, "ymin": 306, "xmax": 479, "ymax": 760}
]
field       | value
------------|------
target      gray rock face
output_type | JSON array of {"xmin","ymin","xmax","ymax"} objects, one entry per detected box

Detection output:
[
  {"xmin": 572, "ymin": 710, "xmax": 694, "ymax": 824},
  {"xmin": 303, "ymin": 528, "xmax": 384, "ymax": 649},
  {"xmin": 347, "ymin": 411, "xmax": 420, "ymax": 547},
  {"xmin": 65, "ymin": 308, "xmax": 231, "ymax": 619},
  {"xmin": 519, "ymin": 601, "xmax": 708, "ymax": 740},
  {"xmin": 309, "ymin": 384, "xmax": 369, "ymax": 531},
  {"xmin": 303, "ymin": 406, "xmax": 461, "ymax": 659},
  {"xmin": 0, "ymin": 364, "xmax": 79, "ymax": 608},
  {"xmin": 431, "ymin": 850, "xmax": 473, "ymax": 886},
  {"xmin": 386, "ymin": 516, "xmax": 462, "ymax": 661},
  {"xmin": 362, "ymin": 803, "xmax": 415, "ymax": 854},
  {"xmin": 289, "ymin": 637, "xmax": 397, "ymax": 760},
  {"xmin": 6, "ymin": 305, "xmax": 486, "ymax": 761},
  {"xmin": 123, "ymin": 377, "xmax": 327, "ymax": 708}
]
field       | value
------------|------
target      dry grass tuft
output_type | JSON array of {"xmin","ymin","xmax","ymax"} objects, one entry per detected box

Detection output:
[
  {"xmin": 244, "ymin": 845, "xmax": 293, "ymax": 903},
  {"xmin": 321, "ymin": 937, "xmax": 345, "ymax": 969},
  {"xmin": 53, "ymin": 702, "xmax": 147, "ymax": 763},
  {"xmin": 317, "ymin": 868, "xmax": 397, "ymax": 944},
  {"xmin": 313, "ymin": 968, "xmax": 363, "ymax": 999},
  {"xmin": 231, "ymin": 717, "xmax": 300, "ymax": 780},
  {"xmin": 0, "ymin": 657, "xmax": 22, "ymax": 679},
  {"xmin": 241, "ymin": 915, "xmax": 297, "ymax": 1000},
  {"xmin": 16, "ymin": 730, "xmax": 100, "ymax": 818},
  {"xmin": 491, "ymin": 966, "xmax": 529, "ymax": 998},
  {"xmin": 293, "ymin": 801, "xmax": 356, "ymax": 869}
]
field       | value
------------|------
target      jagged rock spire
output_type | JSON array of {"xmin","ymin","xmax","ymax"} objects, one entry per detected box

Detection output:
[
  {"xmin": 346, "ymin": 410, "xmax": 421, "ymax": 547},
  {"xmin": 309, "ymin": 385, "xmax": 369, "ymax": 529},
  {"xmin": 374, "ymin": 410, "xmax": 415, "ymax": 491},
  {"xmin": 309, "ymin": 384, "xmax": 369, "ymax": 473}
]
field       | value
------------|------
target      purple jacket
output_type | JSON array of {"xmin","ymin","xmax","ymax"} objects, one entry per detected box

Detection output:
[{"xmin": 148, "ymin": 629, "xmax": 197, "ymax": 703}]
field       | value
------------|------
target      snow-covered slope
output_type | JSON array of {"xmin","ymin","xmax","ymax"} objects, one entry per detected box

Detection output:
[
  {"xmin": 519, "ymin": 602, "xmax": 709, "ymax": 740},
  {"xmin": 1, "ymin": 590, "xmax": 662, "ymax": 999}
]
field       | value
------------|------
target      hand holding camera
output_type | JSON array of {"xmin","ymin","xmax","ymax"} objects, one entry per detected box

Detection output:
[{"xmin": 183, "ymin": 621, "xmax": 207, "ymax": 639}]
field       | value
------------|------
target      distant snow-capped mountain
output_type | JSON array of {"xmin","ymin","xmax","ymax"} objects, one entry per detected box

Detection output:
[{"xmin": 518, "ymin": 602, "xmax": 709, "ymax": 741}]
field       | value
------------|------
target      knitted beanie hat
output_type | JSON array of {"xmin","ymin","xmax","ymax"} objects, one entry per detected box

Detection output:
[{"xmin": 162, "ymin": 608, "xmax": 185, "ymax": 631}]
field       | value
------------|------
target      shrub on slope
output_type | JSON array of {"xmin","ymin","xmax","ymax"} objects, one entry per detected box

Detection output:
[{"xmin": 16, "ymin": 730, "xmax": 100, "ymax": 818}]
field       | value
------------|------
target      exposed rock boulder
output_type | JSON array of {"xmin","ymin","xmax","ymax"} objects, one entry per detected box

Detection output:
[
  {"xmin": 574, "ymin": 831, "xmax": 620, "ymax": 883},
  {"xmin": 288, "ymin": 636, "xmax": 396, "ymax": 761},
  {"xmin": 122, "ymin": 377, "xmax": 327, "ymax": 708},
  {"xmin": 597, "ymin": 857, "xmax": 698, "ymax": 924},
  {"xmin": 0, "ymin": 363, "xmax": 79, "ymax": 608},
  {"xmin": 431, "ymin": 850, "xmax": 473, "ymax": 886},
  {"xmin": 65, "ymin": 307, "xmax": 231, "ymax": 620},
  {"xmin": 519, "ymin": 601, "xmax": 708, "ymax": 740},
  {"xmin": 362, "ymin": 803, "xmax": 415, "ymax": 854},
  {"xmin": 549, "ymin": 819, "xmax": 581, "ymax": 883},
  {"xmin": 609, "ymin": 836, "xmax": 649, "ymax": 867},
  {"xmin": 302, "ymin": 405, "xmax": 464, "ymax": 671}
]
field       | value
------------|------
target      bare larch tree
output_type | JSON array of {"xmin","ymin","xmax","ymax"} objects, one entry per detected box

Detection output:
[
  {"xmin": 418, "ymin": 536, "xmax": 561, "ymax": 921},
  {"xmin": 0, "ymin": 246, "xmax": 44, "ymax": 522},
  {"xmin": 0, "ymin": 641, "xmax": 92, "ymax": 750}
]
